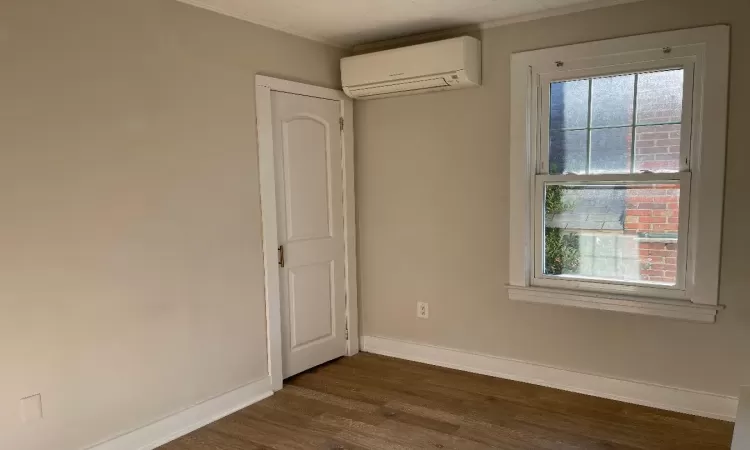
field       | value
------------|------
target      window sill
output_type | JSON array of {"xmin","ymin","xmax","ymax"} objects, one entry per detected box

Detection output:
[{"xmin": 506, "ymin": 285, "xmax": 721, "ymax": 323}]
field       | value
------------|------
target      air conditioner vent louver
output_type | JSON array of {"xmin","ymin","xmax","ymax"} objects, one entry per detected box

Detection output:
[{"xmin": 348, "ymin": 77, "xmax": 450, "ymax": 98}]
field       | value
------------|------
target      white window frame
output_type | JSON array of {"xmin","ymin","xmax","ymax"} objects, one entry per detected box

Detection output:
[{"xmin": 508, "ymin": 26, "xmax": 729, "ymax": 323}]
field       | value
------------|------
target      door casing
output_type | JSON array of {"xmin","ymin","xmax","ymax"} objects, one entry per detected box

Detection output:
[{"xmin": 255, "ymin": 75, "xmax": 358, "ymax": 391}]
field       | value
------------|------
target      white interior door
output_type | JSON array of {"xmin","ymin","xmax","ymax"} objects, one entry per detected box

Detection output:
[{"xmin": 271, "ymin": 91, "xmax": 347, "ymax": 378}]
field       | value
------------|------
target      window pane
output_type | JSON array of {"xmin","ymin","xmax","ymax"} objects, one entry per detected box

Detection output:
[
  {"xmin": 590, "ymin": 127, "xmax": 631, "ymax": 174},
  {"xmin": 549, "ymin": 130, "xmax": 588, "ymax": 174},
  {"xmin": 591, "ymin": 74, "xmax": 635, "ymax": 127},
  {"xmin": 550, "ymin": 80, "xmax": 589, "ymax": 130},
  {"xmin": 634, "ymin": 124, "xmax": 681, "ymax": 173},
  {"xmin": 544, "ymin": 183, "xmax": 680, "ymax": 286},
  {"xmin": 636, "ymin": 69, "xmax": 684, "ymax": 125}
]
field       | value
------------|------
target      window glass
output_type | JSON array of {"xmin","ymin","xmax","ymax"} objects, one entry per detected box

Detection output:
[
  {"xmin": 550, "ymin": 79, "xmax": 589, "ymax": 130},
  {"xmin": 544, "ymin": 183, "xmax": 680, "ymax": 286},
  {"xmin": 548, "ymin": 69, "xmax": 684, "ymax": 175},
  {"xmin": 549, "ymin": 130, "xmax": 587, "ymax": 175},
  {"xmin": 590, "ymin": 127, "xmax": 631, "ymax": 174},
  {"xmin": 636, "ymin": 70, "xmax": 684, "ymax": 125},
  {"xmin": 591, "ymin": 74, "xmax": 635, "ymax": 127},
  {"xmin": 634, "ymin": 124, "xmax": 681, "ymax": 173}
]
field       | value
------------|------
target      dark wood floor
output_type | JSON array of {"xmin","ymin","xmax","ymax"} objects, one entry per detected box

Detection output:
[{"xmin": 161, "ymin": 353, "xmax": 733, "ymax": 449}]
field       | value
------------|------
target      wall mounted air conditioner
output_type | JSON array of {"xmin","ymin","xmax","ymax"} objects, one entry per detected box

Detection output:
[{"xmin": 341, "ymin": 37, "xmax": 481, "ymax": 100}]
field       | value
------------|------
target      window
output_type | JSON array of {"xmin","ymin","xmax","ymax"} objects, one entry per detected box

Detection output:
[
  {"xmin": 540, "ymin": 68, "xmax": 689, "ymax": 290},
  {"xmin": 508, "ymin": 26, "xmax": 730, "ymax": 322}
]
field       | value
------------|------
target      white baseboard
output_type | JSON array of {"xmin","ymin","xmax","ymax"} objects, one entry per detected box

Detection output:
[
  {"xmin": 362, "ymin": 336, "xmax": 738, "ymax": 422},
  {"xmin": 87, "ymin": 376, "xmax": 273, "ymax": 450}
]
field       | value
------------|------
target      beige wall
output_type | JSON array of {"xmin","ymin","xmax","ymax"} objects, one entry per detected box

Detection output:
[
  {"xmin": 0, "ymin": 1, "xmax": 344, "ymax": 449},
  {"xmin": 356, "ymin": 0, "xmax": 750, "ymax": 397}
]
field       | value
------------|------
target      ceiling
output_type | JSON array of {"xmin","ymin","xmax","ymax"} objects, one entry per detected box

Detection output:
[{"xmin": 175, "ymin": 0, "xmax": 644, "ymax": 47}]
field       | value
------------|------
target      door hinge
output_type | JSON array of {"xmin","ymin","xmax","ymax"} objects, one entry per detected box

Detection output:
[
  {"xmin": 339, "ymin": 117, "xmax": 344, "ymax": 131},
  {"xmin": 345, "ymin": 317, "xmax": 349, "ymax": 340}
]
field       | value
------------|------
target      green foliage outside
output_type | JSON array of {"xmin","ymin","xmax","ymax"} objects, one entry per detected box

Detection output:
[{"xmin": 545, "ymin": 185, "xmax": 581, "ymax": 275}]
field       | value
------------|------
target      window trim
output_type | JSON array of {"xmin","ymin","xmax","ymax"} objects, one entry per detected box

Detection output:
[{"xmin": 508, "ymin": 26, "xmax": 729, "ymax": 323}]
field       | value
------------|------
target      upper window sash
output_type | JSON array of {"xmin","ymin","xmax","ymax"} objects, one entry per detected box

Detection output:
[{"xmin": 537, "ymin": 58, "xmax": 695, "ymax": 176}]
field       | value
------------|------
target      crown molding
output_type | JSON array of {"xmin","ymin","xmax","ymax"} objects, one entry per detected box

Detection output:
[{"xmin": 479, "ymin": 0, "xmax": 648, "ymax": 31}]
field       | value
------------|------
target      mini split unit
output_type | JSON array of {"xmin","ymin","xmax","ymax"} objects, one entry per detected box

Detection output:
[{"xmin": 341, "ymin": 36, "xmax": 482, "ymax": 99}]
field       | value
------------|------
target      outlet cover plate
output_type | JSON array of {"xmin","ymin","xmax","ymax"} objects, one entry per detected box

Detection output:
[{"xmin": 417, "ymin": 302, "xmax": 429, "ymax": 319}]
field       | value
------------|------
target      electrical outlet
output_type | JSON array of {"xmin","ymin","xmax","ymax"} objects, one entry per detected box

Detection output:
[
  {"xmin": 417, "ymin": 302, "xmax": 429, "ymax": 319},
  {"xmin": 20, "ymin": 394, "xmax": 42, "ymax": 423}
]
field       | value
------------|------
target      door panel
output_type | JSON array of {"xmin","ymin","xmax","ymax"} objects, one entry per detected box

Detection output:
[
  {"xmin": 271, "ymin": 91, "xmax": 346, "ymax": 378},
  {"xmin": 282, "ymin": 117, "xmax": 332, "ymax": 241},
  {"xmin": 288, "ymin": 262, "xmax": 334, "ymax": 349}
]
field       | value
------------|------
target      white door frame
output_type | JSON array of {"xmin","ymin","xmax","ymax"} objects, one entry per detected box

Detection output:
[{"xmin": 255, "ymin": 75, "xmax": 359, "ymax": 391}]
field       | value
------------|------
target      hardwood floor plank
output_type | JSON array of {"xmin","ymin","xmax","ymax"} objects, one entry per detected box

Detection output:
[
  {"xmin": 283, "ymin": 385, "xmax": 381, "ymax": 414},
  {"xmin": 161, "ymin": 353, "xmax": 734, "ymax": 450},
  {"xmin": 160, "ymin": 427, "xmax": 266, "ymax": 450},
  {"xmin": 379, "ymin": 406, "xmax": 461, "ymax": 435}
]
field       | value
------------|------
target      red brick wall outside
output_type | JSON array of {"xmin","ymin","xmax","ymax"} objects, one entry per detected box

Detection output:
[
  {"xmin": 634, "ymin": 124, "xmax": 681, "ymax": 173},
  {"xmin": 633, "ymin": 69, "xmax": 683, "ymax": 173},
  {"xmin": 637, "ymin": 241, "xmax": 678, "ymax": 283},
  {"xmin": 624, "ymin": 182, "xmax": 680, "ymax": 283},
  {"xmin": 624, "ymin": 74, "xmax": 682, "ymax": 284}
]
